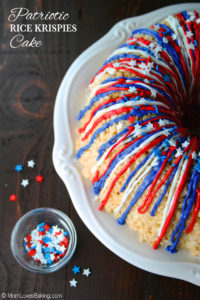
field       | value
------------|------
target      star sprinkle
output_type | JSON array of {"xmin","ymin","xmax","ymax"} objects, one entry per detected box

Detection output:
[
  {"xmin": 128, "ymin": 86, "xmax": 137, "ymax": 93},
  {"xmin": 169, "ymin": 138, "xmax": 176, "ymax": 147},
  {"xmin": 151, "ymin": 89, "xmax": 157, "ymax": 97},
  {"xmin": 163, "ymin": 74, "xmax": 170, "ymax": 82},
  {"xmin": 24, "ymin": 223, "xmax": 68, "ymax": 265},
  {"xmin": 188, "ymin": 43, "xmax": 195, "ymax": 50},
  {"xmin": 69, "ymin": 278, "xmax": 77, "ymax": 287},
  {"xmin": 82, "ymin": 268, "xmax": 91, "ymax": 277},
  {"xmin": 154, "ymin": 24, "xmax": 160, "ymax": 30},
  {"xmin": 163, "ymin": 37, "xmax": 168, "ymax": 44},
  {"xmin": 146, "ymin": 122, "xmax": 154, "ymax": 130},
  {"xmin": 128, "ymin": 60, "xmax": 136, "ymax": 67},
  {"xmin": 158, "ymin": 119, "xmax": 166, "ymax": 127},
  {"xmin": 116, "ymin": 122, "xmax": 123, "ymax": 132},
  {"xmin": 134, "ymin": 123, "xmax": 142, "ymax": 133},
  {"xmin": 182, "ymin": 140, "xmax": 190, "ymax": 148},
  {"xmin": 35, "ymin": 175, "xmax": 44, "ymax": 183},
  {"xmin": 113, "ymin": 62, "xmax": 120, "ymax": 68},
  {"xmin": 10, "ymin": 194, "xmax": 17, "ymax": 201},
  {"xmin": 72, "ymin": 265, "xmax": 80, "ymax": 275},
  {"xmin": 186, "ymin": 31, "xmax": 193, "ymax": 38},
  {"xmin": 172, "ymin": 33, "xmax": 176, "ymax": 40},
  {"xmin": 21, "ymin": 179, "xmax": 29, "ymax": 187},
  {"xmin": 108, "ymin": 68, "xmax": 115, "ymax": 75},
  {"xmin": 175, "ymin": 147, "xmax": 183, "ymax": 157},
  {"xmin": 192, "ymin": 151, "xmax": 197, "ymax": 160},
  {"xmin": 27, "ymin": 160, "xmax": 35, "ymax": 168},
  {"xmin": 14, "ymin": 164, "xmax": 23, "ymax": 172}
]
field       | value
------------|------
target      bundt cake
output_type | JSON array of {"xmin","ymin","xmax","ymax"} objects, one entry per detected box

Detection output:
[{"xmin": 76, "ymin": 10, "xmax": 200, "ymax": 255}]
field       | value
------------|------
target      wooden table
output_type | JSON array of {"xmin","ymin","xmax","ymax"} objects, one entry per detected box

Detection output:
[{"xmin": 1, "ymin": 0, "xmax": 200, "ymax": 299}]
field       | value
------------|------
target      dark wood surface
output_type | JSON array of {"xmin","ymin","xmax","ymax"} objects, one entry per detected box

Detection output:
[{"xmin": 0, "ymin": 0, "xmax": 200, "ymax": 299}]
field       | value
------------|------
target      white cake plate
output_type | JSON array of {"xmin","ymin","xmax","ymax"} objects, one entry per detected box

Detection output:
[{"xmin": 53, "ymin": 3, "xmax": 200, "ymax": 286}]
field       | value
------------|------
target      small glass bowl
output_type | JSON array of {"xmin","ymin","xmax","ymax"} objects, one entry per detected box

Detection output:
[{"xmin": 11, "ymin": 207, "xmax": 77, "ymax": 273}]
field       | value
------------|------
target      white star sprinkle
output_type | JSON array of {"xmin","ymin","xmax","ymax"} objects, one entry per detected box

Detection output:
[
  {"xmin": 27, "ymin": 160, "xmax": 35, "ymax": 168},
  {"xmin": 129, "ymin": 60, "xmax": 136, "ymax": 67},
  {"xmin": 192, "ymin": 151, "xmax": 197, "ymax": 160},
  {"xmin": 128, "ymin": 86, "xmax": 137, "ymax": 93},
  {"xmin": 188, "ymin": 43, "xmax": 195, "ymax": 50},
  {"xmin": 186, "ymin": 31, "xmax": 193, "ymax": 38},
  {"xmin": 175, "ymin": 148, "xmax": 183, "ymax": 157},
  {"xmin": 21, "ymin": 179, "xmax": 29, "ymax": 187},
  {"xmin": 152, "ymin": 158, "xmax": 159, "ymax": 167},
  {"xmin": 108, "ymin": 68, "xmax": 115, "ymax": 75},
  {"xmin": 186, "ymin": 15, "xmax": 195, "ymax": 22},
  {"xmin": 164, "ymin": 131, "xmax": 170, "ymax": 137},
  {"xmin": 140, "ymin": 62, "xmax": 147, "ymax": 70},
  {"xmin": 151, "ymin": 89, "xmax": 157, "ymax": 97},
  {"xmin": 169, "ymin": 139, "xmax": 176, "ymax": 147},
  {"xmin": 172, "ymin": 33, "xmax": 177, "ymax": 41},
  {"xmin": 82, "ymin": 268, "xmax": 91, "ymax": 277},
  {"xmin": 140, "ymin": 62, "xmax": 153, "ymax": 75},
  {"xmin": 158, "ymin": 119, "xmax": 166, "ymax": 127},
  {"xmin": 182, "ymin": 140, "xmax": 190, "ymax": 148},
  {"xmin": 147, "ymin": 62, "xmax": 154, "ymax": 70},
  {"xmin": 113, "ymin": 62, "xmax": 120, "ymax": 68},
  {"xmin": 154, "ymin": 24, "xmax": 160, "ymax": 30},
  {"xmin": 163, "ymin": 37, "xmax": 168, "ymax": 44},
  {"xmin": 146, "ymin": 122, "xmax": 154, "ymax": 130},
  {"xmin": 155, "ymin": 45, "xmax": 162, "ymax": 53},
  {"xmin": 144, "ymin": 79, "xmax": 150, "ymax": 83},
  {"xmin": 69, "ymin": 278, "xmax": 77, "ymax": 287},
  {"xmin": 134, "ymin": 123, "xmax": 142, "ymax": 131},
  {"xmin": 117, "ymin": 122, "xmax": 123, "ymax": 132},
  {"xmin": 149, "ymin": 43, "xmax": 156, "ymax": 49}
]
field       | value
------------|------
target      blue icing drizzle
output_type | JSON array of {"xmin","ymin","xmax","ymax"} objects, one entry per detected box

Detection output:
[
  {"xmin": 76, "ymin": 113, "xmax": 131, "ymax": 159},
  {"xmin": 166, "ymin": 169, "xmax": 200, "ymax": 253},
  {"xmin": 117, "ymin": 163, "xmax": 163, "ymax": 225},
  {"xmin": 150, "ymin": 161, "xmax": 178, "ymax": 216},
  {"xmin": 93, "ymin": 129, "xmax": 171, "ymax": 195},
  {"xmin": 97, "ymin": 116, "xmax": 175, "ymax": 160},
  {"xmin": 131, "ymin": 28, "xmax": 186, "ymax": 90}
]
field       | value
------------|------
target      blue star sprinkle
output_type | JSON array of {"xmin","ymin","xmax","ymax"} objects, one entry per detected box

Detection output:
[
  {"xmin": 163, "ymin": 74, "xmax": 170, "ymax": 82},
  {"xmin": 14, "ymin": 164, "xmax": 23, "ymax": 172},
  {"xmin": 72, "ymin": 265, "xmax": 80, "ymax": 274}
]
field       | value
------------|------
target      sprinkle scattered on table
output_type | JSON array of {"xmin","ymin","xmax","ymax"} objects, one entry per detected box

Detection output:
[
  {"xmin": 21, "ymin": 179, "xmax": 29, "ymax": 187},
  {"xmin": 82, "ymin": 268, "xmax": 91, "ymax": 277},
  {"xmin": 69, "ymin": 278, "xmax": 78, "ymax": 287},
  {"xmin": 35, "ymin": 175, "xmax": 44, "ymax": 183},
  {"xmin": 27, "ymin": 159, "xmax": 35, "ymax": 168},
  {"xmin": 72, "ymin": 265, "xmax": 80, "ymax": 274},
  {"xmin": 10, "ymin": 194, "xmax": 17, "ymax": 201},
  {"xmin": 24, "ymin": 223, "xmax": 68, "ymax": 265},
  {"xmin": 14, "ymin": 164, "xmax": 23, "ymax": 172}
]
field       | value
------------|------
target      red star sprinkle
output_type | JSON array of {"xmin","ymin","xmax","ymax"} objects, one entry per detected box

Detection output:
[
  {"xmin": 128, "ymin": 116, "xmax": 135, "ymax": 124},
  {"xmin": 35, "ymin": 175, "xmax": 44, "ymax": 183},
  {"xmin": 28, "ymin": 249, "xmax": 36, "ymax": 257},
  {"xmin": 26, "ymin": 234, "xmax": 32, "ymax": 242},
  {"xmin": 10, "ymin": 194, "xmax": 17, "ymax": 201},
  {"xmin": 43, "ymin": 224, "xmax": 50, "ymax": 231},
  {"xmin": 54, "ymin": 231, "xmax": 61, "ymax": 236},
  {"xmin": 38, "ymin": 231, "xmax": 45, "ymax": 236}
]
